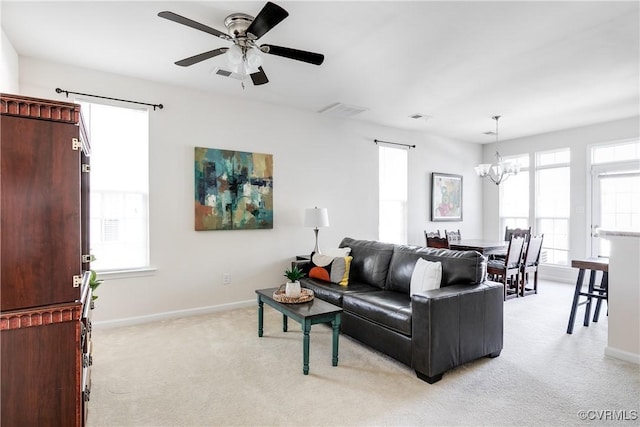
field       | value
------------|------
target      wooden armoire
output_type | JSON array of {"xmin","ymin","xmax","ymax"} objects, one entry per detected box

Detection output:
[{"xmin": 1, "ymin": 93, "xmax": 93, "ymax": 426}]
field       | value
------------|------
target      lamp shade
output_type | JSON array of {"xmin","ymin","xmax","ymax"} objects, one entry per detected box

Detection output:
[{"xmin": 304, "ymin": 207, "xmax": 329, "ymax": 228}]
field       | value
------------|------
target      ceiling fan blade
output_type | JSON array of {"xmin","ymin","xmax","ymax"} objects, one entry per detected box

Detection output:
[
  {"xmin": 250, "ymin": 67, "xmax": 269, "ymax": 85},
  {"xmin": 175, "ymin": 48, "xmax": 228, "ymax": 67},
  {"xmin": 158, "ymin": 11, "xmax": 230, "ymax": 40},
  {"xmin": 246, "ymin": 2, "xmax": 289, "ymax": 40},
  {"xmin": 261, "ymin": 44, "xmax": 324, "ymax": 65}
]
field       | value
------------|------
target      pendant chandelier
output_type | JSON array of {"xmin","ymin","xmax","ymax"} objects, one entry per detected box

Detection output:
[{"xmin": 474, "ymin": 115, "xmax": 520, "ymax": 185}]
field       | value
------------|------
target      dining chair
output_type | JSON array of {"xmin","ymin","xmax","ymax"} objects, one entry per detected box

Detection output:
[
  {"xmin": 444, "ymin": 229, "xmax": 461, "ymax": 244},
  {"xmin": 492, "ymin": 226, "xmax": 531, "ymax": 261},
  {"xmin": 487, "ymin": 236, "xmax": 526, "ymax": 300},
  {"xmin": 520, "ymin": 234, "xmax": 544, "ymax": 297},
  {"xmin": 426, "ymin": 236, "xmax": 450, "ymax": 249},
  {"xmin": 424, "ymin": 230, "xmax": 441, "ymax": 245},
  {"xmin": 504, "ymin": 226, "xmax": 531, "ymax": 241}
]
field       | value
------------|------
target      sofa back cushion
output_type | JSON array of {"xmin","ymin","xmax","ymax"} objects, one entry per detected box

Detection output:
[
  {"xmin": 339, "ymin": 237, "xmax": 395, "ymax": 289},
  {"xmin": 386, "ymin": 245, "xmax": 486, "ymax": 294}
]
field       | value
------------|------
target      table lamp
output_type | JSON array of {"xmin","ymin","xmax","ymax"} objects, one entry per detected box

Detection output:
[{"xmin": 304, "ymin": 207, "xmax": 329, "ymax": 254}]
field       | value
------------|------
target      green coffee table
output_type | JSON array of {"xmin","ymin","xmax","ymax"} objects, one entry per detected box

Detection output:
[{"xmin": 256, "ymin": 287, "xmax": 342, "ymax": 375}]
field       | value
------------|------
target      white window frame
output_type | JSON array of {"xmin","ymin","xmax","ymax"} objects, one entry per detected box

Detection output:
[
  {"xmin": 535, "ymin": 148, "xmax": 571, "ymax": 266},
  {"xmin": 499, "ymin": 154, "xmax": 530, "ymax": 235},
  {"xmin": 78, "ymin": 98, "xmax": 154, "ymax": 277},
  {"xmin": 378, "ymin": 143, "xmax": 408, "ymax": 244}
]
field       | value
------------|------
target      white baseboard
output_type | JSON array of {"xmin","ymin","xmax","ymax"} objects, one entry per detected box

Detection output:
[
  {"xmin": 93, "ymin": 299, "xmax": 255, "ymax": 329},
  {"xmin": 605, "ymin": 346, "xmax": 640, "ymax": 364},
  {"xmin": 539, "ymin": 264, "xmax": 575, "ymax": 284}
]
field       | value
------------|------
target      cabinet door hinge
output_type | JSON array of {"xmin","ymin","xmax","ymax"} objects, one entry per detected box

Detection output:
[
  {"xmin": 82, "ymin": 254, "xmax": 92, "ymax": 263},
  {"xmin": 73, "ymin": 275, "xmax": 83, "ymax": 288},
  {"xmin": 72, "ymin": 138, "xmax": 81, "ymax": 150},
  {"xmin": 82, "ymin": 164, "xmax": 91, "ymax": 173}
]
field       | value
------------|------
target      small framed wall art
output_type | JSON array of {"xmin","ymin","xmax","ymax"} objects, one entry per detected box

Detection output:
[{"xmin": 431, "ymin": 172, "xmax": 462, "ymax": 221}]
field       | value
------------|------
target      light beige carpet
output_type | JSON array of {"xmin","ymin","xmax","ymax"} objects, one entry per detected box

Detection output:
[{"xmin": 87, "ymin": 281, "xmax": 639, "ymax": 426}]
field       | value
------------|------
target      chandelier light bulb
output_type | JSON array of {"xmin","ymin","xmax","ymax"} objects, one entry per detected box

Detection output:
[{"xmin": 475, "ymin": 164, "xmax": 491, "ymax": 176}]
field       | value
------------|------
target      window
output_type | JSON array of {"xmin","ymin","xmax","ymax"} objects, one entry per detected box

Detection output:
[
  {"xmin": 590, "ymin": 140, "xmax": 640, "ymax": 257},
  {"xmin": 80, "ymin": 101, "xmax": 150, "ymax": 271},
  {"xmin": 499, "ymin": 154, "xmax": 530, "ymax": 233},
  {"xmin": 536, "ymin": 148, "xmax": 570, "ymax": 265},
  {"xmin": 379, "ymin": 144, "xmax": 408, "ymax": 244},
  {"xmin": 592, "ymin": 140, "xmax": 640, "ymax": 164}
]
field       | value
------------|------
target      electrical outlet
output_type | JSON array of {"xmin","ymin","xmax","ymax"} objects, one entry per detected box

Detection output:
[{"xmin": 223, "ymin": 273, "xmax": 231, "ymax": 285}]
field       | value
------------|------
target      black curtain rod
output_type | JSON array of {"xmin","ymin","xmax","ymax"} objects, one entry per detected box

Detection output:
[
  {"xmin": 55, "ymin": 88, "xmax": 163, "ymax": 111},
  {"xmin": 374, "ymin": 139, "xmax": 415, "ymax": 149}
]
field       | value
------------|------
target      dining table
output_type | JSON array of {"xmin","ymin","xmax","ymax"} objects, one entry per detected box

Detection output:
[{"xmin": 449, "ymin": 239, "xmax": 508, "ymax": 256}]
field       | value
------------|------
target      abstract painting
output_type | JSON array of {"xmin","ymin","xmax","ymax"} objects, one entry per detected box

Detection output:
[
  {"xmin": 431, "ymin": 172, "xmax": 462, "ymax": 221},
  {"xmin": 194, "ymin": 147, "xmax": 273, "ymax": 230}
]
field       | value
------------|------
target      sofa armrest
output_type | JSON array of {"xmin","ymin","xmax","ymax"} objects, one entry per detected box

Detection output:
[{"xmin": 411, "ymin": 282, "xmax": 504, "ymax": 380}]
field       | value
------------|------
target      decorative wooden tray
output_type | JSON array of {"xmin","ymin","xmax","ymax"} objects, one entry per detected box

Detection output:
[{"xmin": 273, "ymin": 288, "xmax": 314, "ymax": 304}]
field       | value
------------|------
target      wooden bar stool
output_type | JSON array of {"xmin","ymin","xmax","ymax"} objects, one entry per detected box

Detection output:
[{"xmin": 566, "ymin": 259, "xmax": 609, "ymax": 334}]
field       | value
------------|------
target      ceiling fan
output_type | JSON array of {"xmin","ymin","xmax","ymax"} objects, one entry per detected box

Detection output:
[{"xmin": 158, "ymin": 2, "xmax": 324, "ymax": 86}]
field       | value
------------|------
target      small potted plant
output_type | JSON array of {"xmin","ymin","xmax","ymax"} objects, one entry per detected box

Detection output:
[
  {"xmin": 87, "ymin": 255, "xmax": 103, "ymax": 303},
  {"xmin": 284, "ymin": 265, "xmax": 305, "ymax": 298},
  {"xmin": 89, "ymin": 270, "xmax": 103, "ymax": 302}
]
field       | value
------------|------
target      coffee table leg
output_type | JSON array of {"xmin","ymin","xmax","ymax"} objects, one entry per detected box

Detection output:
[
  {"xmin": 303, "ymin": 320, "xmax": 310, "ymax": 375},
  {"xmin": 257, "ymin": 298, "xmax": 264, "ymax": 338},
  {"xmin": 283, "ymin": 314, "xmax": 288, "ymax": 332},
  {"xmin": 332, "ymin": 313, "xmax": 341, "ymax": 366}
]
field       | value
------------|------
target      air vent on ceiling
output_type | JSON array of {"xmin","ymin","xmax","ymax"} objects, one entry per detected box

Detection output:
[
  {"xmin": 409, "ymin": 113, "xmax": 432, "ymax": 122},
  {"xmin": 213, "ymin": 67, "xmax": 245, "ymax": 81},
  {"xmin": 318, "ymin": 102, "xmax": 369, "ymax": 117}
]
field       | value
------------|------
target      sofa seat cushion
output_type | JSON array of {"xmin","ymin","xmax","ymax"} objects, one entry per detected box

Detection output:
[
  {"xmin": 300, "ymin": 277, "xmax": 379, "ymax": 307},
  {"xmin": 343, "ymin": 290, "xmax": 412, "ymax": 336}
]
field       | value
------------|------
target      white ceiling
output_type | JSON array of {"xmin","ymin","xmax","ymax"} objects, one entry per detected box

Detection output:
[{"xmin": 2, "ymin": 1, "xmax": 639, "ymax": 143}]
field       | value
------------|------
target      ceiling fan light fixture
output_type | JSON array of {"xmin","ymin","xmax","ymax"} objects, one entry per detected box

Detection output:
[
  {"xmin": 226, "ymin": 44, "xmax": 243, "ymax": 65},
  {"xmin": 235, "ymin": 60, "xmax": 247, "ymax": 76},
  {"xmin": 246, "ymin": 47, "xmax": 263, "ymax": 70}
]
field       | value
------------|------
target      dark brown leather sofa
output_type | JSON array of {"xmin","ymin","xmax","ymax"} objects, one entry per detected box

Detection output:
[{"xmin": 299, "ymin": 237, "xmax": 504, "ymax": 383}]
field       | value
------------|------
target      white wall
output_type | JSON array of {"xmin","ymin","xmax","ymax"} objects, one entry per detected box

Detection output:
[
  {"xmin": 408, "ymin": 132, "xmax": 484, "ymax": 242},
  {"xmin": 0, "ymin": 29, "xmax": 19, "ymax": 93},
  {"xmin": 480, "ymin": 116, "xmax": 640, "ymax": 281},
  {"xmin": 18, "ymin": 57, "xmax": 482, "ymax": 326}
]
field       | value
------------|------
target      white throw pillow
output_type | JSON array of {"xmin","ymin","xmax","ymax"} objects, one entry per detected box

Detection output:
[
  {"xmin": 410, "ymin": 258, "xmax": 442, "ymax": 295},
  {"xmin": 323, "ymin": 247, "xmax": 351, "ymax": 257}
]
